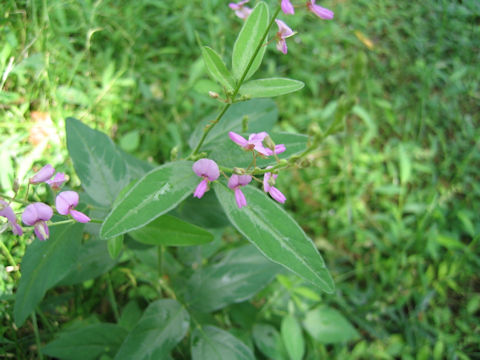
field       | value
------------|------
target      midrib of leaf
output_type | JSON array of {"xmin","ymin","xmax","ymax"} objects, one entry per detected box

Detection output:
[{"xmin": 227, "ymin": 189, "xmax": 330, "ymax": 290}]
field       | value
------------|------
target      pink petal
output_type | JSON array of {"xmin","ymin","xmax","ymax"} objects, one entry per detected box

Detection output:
[
  {"xmin": 193, "ymin": 179, "xmax": 209, "ymax": 199},
  {"xmin": 70, "ymin": 209, "xmax": 91, "ymax": 223},
  {"xmin": 46, "ymin": 172, "xmax": 66, "ymax": 190},
  {"xmin": 281, "ymin": 0, "xmax": 295, "ymax": 14},
  {"xmin": 0, "ymin": 200, "xmax": 17, "ymax": 224},
  {"xmin": 30, "ymin": 164, "xmax": 55, "ymax": 184},
  {"xmin": 22, "ymin": 203, "xmax": 53, "ymax": 225},
  {"xmin": 229, "ymin": 132, "xmax": 248, "ymax": 147},
  {"xmin": 277, "ymin": 39, "xmax": 288, "ymax": 54},
  {"xmin": 234, "ymin": 188, "xmax": 247, "ymax": 208},
  {"xmin": 308, "ymin": 1, "xmax": 334, "ymax": 19},
  {"xmin": 193, "ymin": 159, "xmax": 220, "ymax": 180},
  {"xmin": 12, "ymin": 223, "xmax": 23, "ymax": 236},
  {"xmin": 269, "ymin": 187, "xmax": 286, "ymax": 203},
  {"xmin": 275, "ymin": 19, "xmax": 294, "ymax": 38},
  {"xmin": 56, "ymin": 191, "xmax": 79, "ymax": 215},
  {"xmin": 263, "ymin": 172, "xmax": 272, "ymax": 192}
]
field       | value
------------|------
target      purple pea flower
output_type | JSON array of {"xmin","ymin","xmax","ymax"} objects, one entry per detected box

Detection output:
[
  {"xmin": 263, "ymin": 168, "xmax": 286, "ymax": 204},
  {"xmin": 46, "ymin": 172, "xmax": 66, "ymax": 191},
  {"xmin": 0, "ymin": 200, "xmax": 23, "ymax": 235},
  {"xmin": 29, "ymin": 164, "xmax": 55, "ymax": 184},
  {"xmin": 229, "ymin": 131, "xmax": 271, "ymax": 156},
  {"xmin": 56, "ymin": 191, "xmax": 91, "ymax": 223},
  {"xmin": 275, "ymin": 20, "xmax": 296, "ymax": 55},
  {"xmin": 281, "ymin": 0, "xmax": 295, "ymax": 15},
  {"xmin": 193, "ymin": 159, "xmax": 220, "ymax": 199},
  {"xmin": 306, "ymin": 0, "xmax": 334, "ymax": 19},
  {"xmin": 22, "ymin": 202, "xmax": 53, "ymax": 241},
  {"xmin": 228, "ymin": 175, "xmax": 252, "ymax": 208},
  {"xmin": 229, "ymin": 0, "xmax": 252, "ymax": 19}
]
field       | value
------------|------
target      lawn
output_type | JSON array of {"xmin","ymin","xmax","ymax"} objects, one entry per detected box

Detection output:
[{"xmin": 1, "ymin": 0, "xmax": 479, "ymax": 358}]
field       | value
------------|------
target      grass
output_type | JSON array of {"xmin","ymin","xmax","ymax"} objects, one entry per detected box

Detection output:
[{"xmin": 1, "ymin": 0, "xmax": 479, "ymax": 358}]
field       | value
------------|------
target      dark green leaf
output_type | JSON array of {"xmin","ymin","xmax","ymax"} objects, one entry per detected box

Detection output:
[
  {"xmin": 100, "ymin": 161, "xmax": 198, "ymax": 239},
  {"xmin": 14, "ymin": 221, "xmax": 83, "ymax": 326},
  {"xmin": 191, "ymin": 325, "xmax": 255, "ymax": 360},
  {"xmin": 42, "ymin": 323, "xmax": 128, "ymax": 360},
  {"xmin": 239, "ymin": 78, "xmax": 304, "ymax": 98},
  {"xmin": 129, "ymin": 215, "xmax": 213, "ymax": 246},
  {"xmin": 58, "ymin": 238, "xmax": 117, "ymax": 286},
  {"xmin": 303, "ymin": 306, "xmax": 360, "ymax": 344},
  {"xmin": 115, "ymin": 299, "xmax": 189, "ymax": 360},
  {"xmin": 185, "ymin": 245, "xmax": 281, "ymax": 312},
  {"xmin": 214, "ymin": 183, "xmax": 334, "ymax": 292},
  {"xmin": 66, "ymin": 117, "xmax": 129, "ymax": 206},
  {"xmin": 252, "ymin": 324, "xmax": 288, "ymax": 360}
]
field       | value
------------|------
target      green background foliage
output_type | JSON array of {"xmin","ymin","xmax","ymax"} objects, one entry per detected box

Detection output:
[{"xmin": 1, "ymin": 0, "xmax": 479, "ymax": 358}]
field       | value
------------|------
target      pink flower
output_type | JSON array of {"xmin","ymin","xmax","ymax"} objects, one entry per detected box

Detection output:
[
  {"xmin": 275, "ymin": 20, "xmax": 295, "ymax": 55},
  {"xmin": 228, "ymin": 175, "xmax": 252, "ymax": 208},
  {"xmin": 263, "ymin": 168, "xmax": 286, "ymax": 203},
  {"xmin": 46, "ymin": 172, "xmax": 66, "ymax": 191},
  {"xmin": 193, "ymin": 159, "xmax": 220, "ymax": 199},
  {"xmin": 0, "ymin": 200, "xmax": 23, "ymax": 235},
  {"xmin": 229, "ymin": 131, "xmax": 271, "ymax": 156},
  {"xmin": 229, "ymin": 0, "xmax": 252, "ymax": 19},
  {"xmin": 306, "ymin": 0, "xmax": 334, "ymax": 19},
  {"xmin": 29, "ymin": 164, "xmax": 55, "ymax": 184},
  {"xmin": 281, "ymin": 0, "xmax": 295, "ymax": 15},
  {"xmin": 264, "ymin": 144, "xmax": 287, "ymax": 156},
  {"xmin": 22, "ymin": 202, "xmax": 53, "ymax": 241},
  {"xmin": 56, "ymin": 191, "xmax": 91, "ymax": 223}
]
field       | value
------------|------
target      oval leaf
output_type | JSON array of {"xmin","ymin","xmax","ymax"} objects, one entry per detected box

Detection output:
[
  {"xmin": 214, "ymin": 183, "xmax": 334, "ymax": 293},
  {"xmin": 100, "ymin": 161, "xmax": 198, "ymax": 239},
  {"xmin": 191, "ymin": 325, "xmax": 254, "ymax": 360},
  {"xmin": 303, "ymin": 306, "xmax": 360, "ymax": 344},
  {"xmin": 129, "ymin": 215, "xmax": 213, "ymax": 246},
  {"xmin": 115, "ymin": 299, "xmax": 189, "ymax": 360},
  {"xmin": 252, "ymin": 324, "xmax": 288, "ymax": 360},
  {"xmin": 66, "ymin": 117, "xmax": 129, "ymax": 206},
  {"xmin": 14, "ymin": 221, "xmax": 84, "ymax": 326},
  {"xmin": 232, "ymin": 2, "xmax": 269, "ymax": 81},
  {"xmin": 281, "ymin": 316, "xmax": 305, "ymax": 360},
  {"xmin": 185, "ymin": 245, "xmax": 281, "ymax": 312},
  {"xmin": 202, "ymin": 46, "xmax": 235, "ymax": 91},
  {"xmin": 239, "ymin": 78, "xmax": 304, "ymax": 98},
  {"xmin": 42, "ymin": 323, "xmax": 128, "ymax": 360}
]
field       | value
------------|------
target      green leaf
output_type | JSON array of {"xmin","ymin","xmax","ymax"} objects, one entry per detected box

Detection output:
[
  {"xmin": 14, "ymin": 221, "xmax": 83, "ymax": 327},
  {"xmin": 281, "ymin": 316, "xmax": 305, "ymax": 360},
  {"xmin": 252, "ymin": 324, "xmax": 288, "ymax": 360},
  {"xmin": 205, "ymin": 132, "xmax": 307, "ymax": 168},
  {"xmin": 214, "ymin": 183, "xmax": 334, "ymax": 292},
  {"xmin": 188, "ymin": 99, "xmax": 278, "ymax": 149},
  {"xmin": 191, "ymin": 325, "xmax": 255, "ymax": 360},
  {"xmin": 232, "ymin": 2, "xmax": 269, "ymax": 81},
  {"xmin": 108, "ymin": 235, "xmax": 124, "ymax": 259},
  {"xmin": 239, "ymin": 78, "xmax": 304, "ymax": 98},
  {"xmin": 184, "ymin": 245, "xmax": 281, "ymax": 312},
  {"xmin": 100, "ymin": 161, "xmax": 198, "ymax": 239},
  {"xmin": 202, "ymin": 46, "xmax": 235, "ymax": 91},
  {"xmin": 58, "ymin": 238, "xmax": 117, "ymax": 286},
  {"xmin": 42, "ymin": 323, "xmax": 128, "ymax": 360},
  {"xmin": 115, "ymin": 299, "xmax": 189, "ymax": 360},
  {"xmin": 66, "ymin": 117, "xmax": 129, "ymax": 206},
  {"xmin": 302, "ymin": 306, "xmax": 360, "ymax": 344},
  {"xmin": 129, "ymin": 215, "xmax": 213, "ymax": 246}
]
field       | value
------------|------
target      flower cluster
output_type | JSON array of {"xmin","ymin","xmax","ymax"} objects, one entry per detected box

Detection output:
[
  {"xmin": 229, "ymin": 0, "xmax": 334, "ymax": 54},
  {"xmin": 0, "ymin": 164, "xmax": 90, "ymax": 242},
  {"xmin": 192, "ymin": 131, "xmax": 287, "ymax": 209}
]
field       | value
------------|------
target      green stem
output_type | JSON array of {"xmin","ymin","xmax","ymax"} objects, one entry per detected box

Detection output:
[
  {"xmin": 188, "ymin": 6, "xmax": 281, "ymax": 158},
  {"xmin": 0, "ymin": 193, "xmax": 29, "ymax": 206},
  {"xmin": 157, "ymin": 245, "xmax": 165, "ymax": 277},
  {"xmin": 0, "ymin": 240, "xmax": 20, "ymax": 280},
  {"xmin": 106, "ymin": 273, "xmax": 120, "ymax": 322},
  {"xmin": 32, "ymin": 311, "xmax": 43, "ymax": 360}
]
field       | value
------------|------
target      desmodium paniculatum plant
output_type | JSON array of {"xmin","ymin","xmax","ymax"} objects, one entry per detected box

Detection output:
[{"xmin": 1, "ymin": 1, "xmax": 363, "ymax": 358}]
